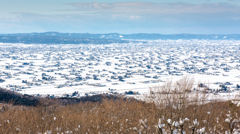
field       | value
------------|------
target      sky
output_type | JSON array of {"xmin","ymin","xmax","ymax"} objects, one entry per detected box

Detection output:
[{"xmin": 1, "ymin": 0, "xmax": 240, "ymax": 34}]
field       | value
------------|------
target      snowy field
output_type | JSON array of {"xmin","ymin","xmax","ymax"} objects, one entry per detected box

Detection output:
[{"xmin": 0, "ymin": 40, "xmax": 240, "ymax": 99}]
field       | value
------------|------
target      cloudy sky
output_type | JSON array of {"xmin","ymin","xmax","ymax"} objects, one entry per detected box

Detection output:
[{"xmin": 1, "ymin": 0, "xmax": 240, "ymax": 34}]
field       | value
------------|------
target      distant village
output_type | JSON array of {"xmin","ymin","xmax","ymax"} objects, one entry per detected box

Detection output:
[{"xmin": 0, "ymin": 40, "xmax": 240, "ymax": 98}]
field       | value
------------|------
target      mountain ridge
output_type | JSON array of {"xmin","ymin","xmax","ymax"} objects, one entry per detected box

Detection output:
[{"xmin": 1, "ymin": 32, "xmax": 240, "ymax": 44}]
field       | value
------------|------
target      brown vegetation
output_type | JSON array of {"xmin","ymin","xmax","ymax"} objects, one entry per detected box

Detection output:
[{"xmin": 0, "ymin": 77, "xmax": 240, "ymax": 133}]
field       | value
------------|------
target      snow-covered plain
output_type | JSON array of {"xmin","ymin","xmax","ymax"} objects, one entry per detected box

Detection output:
[{"xmin": 0, "ymin": 40, "xmax": 240, "ymax": 99}]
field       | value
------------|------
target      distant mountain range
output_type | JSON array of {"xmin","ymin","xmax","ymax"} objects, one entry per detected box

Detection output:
[{"xmin": 0, "ymin": 32, "xmax": 240, "ymax": 44}]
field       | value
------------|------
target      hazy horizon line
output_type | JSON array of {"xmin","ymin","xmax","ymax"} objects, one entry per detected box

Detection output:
[{"xmin": 1, "ymin": 32, "xmax": 240, "ymax": 35}]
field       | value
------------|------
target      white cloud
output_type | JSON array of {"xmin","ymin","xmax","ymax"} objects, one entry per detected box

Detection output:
[
  {"xmin": 1, "ymin": 1, "xmax": 240, "ymax": 34},
  {"xmin": 129, "ymin": 15, "xmax": 141, "ymax": 19},
  {"xmin": 68, "ymin": 2, "xmax": 240, "ymax": 15},
  {"xmin": 71, "ymin": 2, "xmax": 114, "ymax": 9},
  {"xmin": 5, "ymin": 2, "xmax": 240, "ymax": 22},
  {"xmin": 111, "ymin": 14, "xmax": 141, "ymax": 20}
]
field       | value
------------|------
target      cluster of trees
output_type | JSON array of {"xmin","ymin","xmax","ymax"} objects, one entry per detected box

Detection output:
[{"xmin": 146, "ymin": 77, "xmax": 240, "ymax": 133}]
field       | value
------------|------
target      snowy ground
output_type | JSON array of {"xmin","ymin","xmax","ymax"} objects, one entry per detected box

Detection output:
[{"xmin": 0, "ymin": 40, "xmax": 240, "ymax": 99}]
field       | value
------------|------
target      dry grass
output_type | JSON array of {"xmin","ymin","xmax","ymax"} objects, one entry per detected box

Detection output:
[
  {"xmin": 0, "ymin": 98, "xmax": 239, "ymax": 133},
  {"xmin": 0, "ymin": 99, "xmax": 159, "ymax": 134},
  {"xmin": 0, "ymin": 77, "xmax": 240, "ymax": 133}
]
